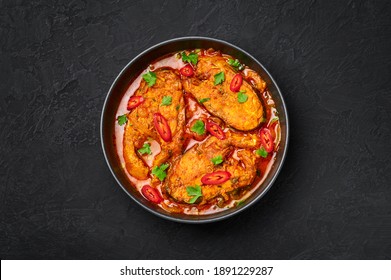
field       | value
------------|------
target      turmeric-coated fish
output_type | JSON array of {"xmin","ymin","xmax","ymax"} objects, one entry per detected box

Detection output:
[
  {"xmin": 182, "ymin": 55, "xmax": 265, "ymax": 131},
  {"xmin": 123, "ymin": 69, "xmax": 185, "ymax": 180}
]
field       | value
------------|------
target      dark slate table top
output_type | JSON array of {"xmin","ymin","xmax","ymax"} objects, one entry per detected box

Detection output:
[{"xmin": 1, "ymin": 0, "xmax": 390, "ymax": 259}]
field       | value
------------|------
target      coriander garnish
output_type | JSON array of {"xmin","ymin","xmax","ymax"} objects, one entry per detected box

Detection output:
[
  {"xmin": 228, "ymin": 58, "xmax": 244, "ymax": 71},
  {"xmin": 191, "ymin": 120, "xmax": 205, "ymax": 135},
  {"xmin": 161, "ymin": 96, "xmax": 172, "ymax": 106},
  {"xmin": 211, "ymin": 155, "xmax": 223, "ymax": 165},
  {"xmin": 117, "ymin": 114, "xmax": 127, "ymax": 126},
  {"xmin": 142, "ymin": 71, "xmax": 157, "ymax": 87},
  {"xmin": 138, "ymin": 143, "xmax": 152, "ymax": 155},
  {"xmin": 186, "ymin": 185, "xmax": 202, "ymax": 203},
  {"xmin": 151, "ymin": 163, "xmax": 169, "ymax": 181},
  {"xmin": 237, "ymin": 90, "xmax": 248, "ymax": 103},
  {"xmin": 181, "ymin": 52, "xmax": 198, "ymax": 65},
  {"xmin": 214, "ymin": 72, "xmax": 225, "ymax": 85},
  {"xmin": 199, "ymin": 98, "xmax": 211, "ymax": 104},
  {"xmin": 256, "ymin": 147, "xmax": 268, "ymax": 158}
]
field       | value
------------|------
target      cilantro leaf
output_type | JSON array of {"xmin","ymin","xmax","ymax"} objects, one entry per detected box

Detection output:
[
  {"xmin": 175, "ymin": 105, "xmax": 180, "ymax": 111},
  {"xmin": 142, "ymin": 71, "xmax": 157, "ymax": 87},
  {"xmin": 199, "ymin": 98, "xmax": 211, "ymax": 104},
  {"xmin": 191, "ymin": 120, "xmax": 205, "ymax": 135},
  {"xmin": 214, "ymin": 72, "xmax": 225, "ymax": 85},
  {"xmin": 138, "ymin": 142, "xmax": 151, "ymax": 155},
  {"xmin": 236, "ymin": 200, "xmax": 245, "ymax": 206},
  {"xmin": 186, "ymin": 185, "xmax": 202, "ymax": 203},
  {"xmin": 270, "ymin": 116, "xmax": 279, "ymax": 124},
  {"xmin": 237, "ymin": 90, "xmax": 248, "ymax": 103},
  {"xmin": 228, "ymin": 58, "xmax": 244, "ymax": 71},
  {"xmin": 188, "ymin": 53, "xmax": 198, "ymax": 65},
  {"xmin": 117, "ymin": 114, "xmax": 127, "ymax": 126},
  {"xmin": 256, "ymin": 147, "xmax": 268, "ymax": 158},
  {"xmin": 211, "ymin": 155, "xmax": 223, "ymax": 165},
  {"xmin": 151, "ymin": 163, "xmax": 169, "ymax": 181},
  {"xmin": 181, "ymin": 52, "xmax": 198, "ymax": 65},
  {"xmin": 161, "ymin": 96, "xmax": 172, "ymax": 106}
]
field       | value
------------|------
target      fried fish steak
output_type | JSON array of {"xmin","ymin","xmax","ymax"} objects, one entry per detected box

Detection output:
[
  {"xmin": 123, "ymin": 68, "xmax": 185, "ymax": 180},
  {"xmin": 164, "ymin": 131, "xmax": 260, "ymax": 204},
  {"xmin": 182, "ymin": 54, "xmax": 265, "ymax": 131}
]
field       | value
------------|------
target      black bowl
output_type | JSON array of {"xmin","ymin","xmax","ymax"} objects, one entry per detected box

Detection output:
[{"xmin": 101, "ymin": 37, "xmax": 289, "ymax": 223}]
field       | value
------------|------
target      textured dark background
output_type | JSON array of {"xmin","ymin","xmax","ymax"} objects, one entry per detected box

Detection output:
[{"xmin": 1, "ymin": 0, "xmax": 391, "ymax": 259}]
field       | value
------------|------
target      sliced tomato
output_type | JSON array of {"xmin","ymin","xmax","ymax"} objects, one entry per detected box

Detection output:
[
  {"xmin": 153, "ymin": 113, "xmax": 172, "ymax": 142},
  {"xmin": 180, "ymin": 64, "xmax": 194, "ymax": 77},
  {"xmin": 230, "ymin": 74, "xmax": 243, "ymax": 92},
  {"xmin": 259, "ymin": 128, "xmax": 274, "ymax": 152},
  {"xmin": 206, "ymin": 120, "xmax": 226, "ymax": 140},
  {"xmin": 127, "ymin": 96, "xmax": 144, "ymax": 110},
  {"xmin": 201, "ymin": 171, "xmax": 231, "ymax": 185},
  {"xmin": 141, "ymin": 185, "xmax": 163, "ymax": 203}
]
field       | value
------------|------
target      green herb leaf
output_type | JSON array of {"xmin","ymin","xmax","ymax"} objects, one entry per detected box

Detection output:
[
  {"xmin": 228, "ymin": 58, "xmax": 244, "ymax": 71},
  {"xmin": 236, "ymin": 200, "xmax": 245, "ymax": 206},
  {"xmin": 175, "ymin": 105, "xmax": 180, "ymax": 111},
  {"xmin": 214, "ymin": 72, "xmax": 225, "ymax": 85},
  {"xmin": 181, "ymin": 52, "xmax": 198, "ymax": 65},
  {"xmin": 211, "ymin": 155, "xmax": 223, "ymax": 165},
  {"xmin": 237, "ymin": 90, "xmax": 248, "ymax": 103},
  {"xmin": 142, "ymin": 71, "xmax": 157, "ymax": 87},
  {"xmin": 152, "ymin": 163, "xmax": 169, "ymax": 181},
  {"xmin": 190, "ymin": 120, "xmax": 205, "ymax": 135},
  {"xmin": 256, "ymin": 147, "xmax": 268, "ymax": 158},
  {"xmin": 186, "ymin": 185, "xmax": 202, "ymax": 203},
  {"xmin": 117, "ymin": 114, "xmax": 127, "ymax": 126},
  {"xmin": 270, "ymin": 116, "xmax": 279, "ymax": 124},
  {"xmin": 138, "ymin": 143, "xmax": 152, "ymax": 155},
  {"xmin": 161, "ymin": 96, "xmax": 172, "ymax": 106},
  {"xmin": 199, "ymin": 97, "xmax": 211, "ymax": 104},
  {"xmin": 231, "ymin": 177, "xmax": 239, "ymax": 184}
]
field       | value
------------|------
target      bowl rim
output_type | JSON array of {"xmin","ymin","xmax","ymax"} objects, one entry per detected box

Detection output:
[{"xmin": 100, "ymin": 36, "xmax": 289, "ymax": 223}]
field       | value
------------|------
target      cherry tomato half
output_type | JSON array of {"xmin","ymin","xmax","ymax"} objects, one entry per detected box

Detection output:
[
  {"xmin": 201, "ymin": 171, "xmax": 231, "ymax": 185},
  {"xmin": 180, "ymin": 64, "xmax": 194, "ymax": 77},
  {"xmin": 259, "ymin": 128, "xmax": 274, "ymax": 153},
  {"xmin": 230, "ymin": 74, "xmax": 243, "ymax": 92},
  {"xmin": 141, "ymin": 185, "xmax": 163, "ymax": 203},
  {"xmin": 127, "ymin": 96, "xmax": 145, "ymax": 110},
  {"xmin": 153, "ymin": 113, "xmax": 172, "ymax": 142},
  {"xmin": 206, "ymin": 120, "xmax": 226, "ymax": 140}
]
